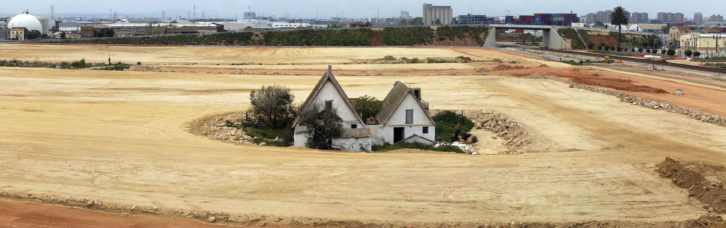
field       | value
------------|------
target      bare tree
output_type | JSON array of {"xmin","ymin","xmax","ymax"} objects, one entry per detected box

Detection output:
[{"xmin": 249, "ymin": 85, "xmax": 295, "ymax": 124}]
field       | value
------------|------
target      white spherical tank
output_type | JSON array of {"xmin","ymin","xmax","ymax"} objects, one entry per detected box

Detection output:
[{"xmin": 8, "ymin": 13, "xmax": 43, "ymax": 32}]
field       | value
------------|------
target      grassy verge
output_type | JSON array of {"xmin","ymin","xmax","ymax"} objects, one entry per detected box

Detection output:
[
  {"xmin": 235, "ymin": 121, "xmax": 291, "ymax": 147},
  {"xmin": 706, "ymin": 63, "xmax": 726, "ymax": 69},
  {"xmin": 0, "ymin": 59, "xmax": 130, "ymax": 71},
  {"xmin": 699, "ymin": 57, "xmax": 726, "ymax": 63},
  {"xmin": 372, "ymin": 143, "xmax": 464, "ymax": 153}
]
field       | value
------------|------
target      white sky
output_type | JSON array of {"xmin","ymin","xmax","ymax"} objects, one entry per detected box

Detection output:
[{"xmin": 1, "ymin": 0, "xmax": 723, "ymax": 19}]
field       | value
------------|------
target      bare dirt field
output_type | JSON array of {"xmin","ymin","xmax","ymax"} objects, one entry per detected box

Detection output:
[{"xmin": 1, "ymin": 44, "xmax": 726, "ymax": 226}]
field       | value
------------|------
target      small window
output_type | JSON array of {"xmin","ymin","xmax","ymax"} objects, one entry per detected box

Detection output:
[
  {"xmin": 351, "ymin": 124, "xmax": 358, "ymax": 129},
  {"xmin": 423, "ymin": 127, "xmax": 429, "ymax": 134},
  {"xmin": 405, "ymin": 109, "xmax": 414, "ymax": 124},
  {"xmin": 325, "ymin": 100, "xmax": 333, "ymax": 110}
]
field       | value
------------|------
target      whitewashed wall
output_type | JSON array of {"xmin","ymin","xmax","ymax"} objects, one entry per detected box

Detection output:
[
  {"xmin": 387, "ymin": 95, "xmax": 432, "ymax": 125},
  {"xmin": 310, "ymin": 81, "xmax": 362, "ymax": 125}
]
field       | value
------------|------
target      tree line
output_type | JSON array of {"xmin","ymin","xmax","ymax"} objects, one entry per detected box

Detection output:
[{"xmin": 50, "ymin": 26, "xmax": 491, "ymax": 46}]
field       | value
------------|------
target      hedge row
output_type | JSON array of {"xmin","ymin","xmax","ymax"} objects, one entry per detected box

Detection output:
[
  {"xmin": 264, "ymin": 29, "xmax": 372, "ymax": 46},
  {"xmin": 51, "ymin": 26, "xmax": 490, "ymax": 46},
  {"xmin": 382, "ymin": 27, "xmax": 435, "ymax": 45}
]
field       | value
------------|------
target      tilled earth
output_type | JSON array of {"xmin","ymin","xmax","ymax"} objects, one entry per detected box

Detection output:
[{"xmin": 0, "ymin": 45, "xmax": 725, "ymax": 227}]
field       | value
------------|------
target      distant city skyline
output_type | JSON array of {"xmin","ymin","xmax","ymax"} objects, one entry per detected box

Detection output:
[{"xmin": 0, "ymin": 0, "xmax": 724, "ymax": 19}]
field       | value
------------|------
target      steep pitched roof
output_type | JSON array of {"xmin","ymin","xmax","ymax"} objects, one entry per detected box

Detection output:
[
  {"xmin": 292, "ymin": 66, "xmax": 364, "ymax": 127},
  {"xmin": 375, "ymin": 81, "xmax": 434, "ymax": 126}
]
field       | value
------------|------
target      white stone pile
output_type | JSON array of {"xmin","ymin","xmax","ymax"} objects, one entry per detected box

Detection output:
[
  {"xmin": 196, "ymin": 112, "xmax": 255, "ymax": 144},
  {"xmin": 571, "ymin": 83, "xmax": 726, "ymax": 126},
  {"xmin": 467, "ymin": 111, "xmax": 534, "ymax": 154}
]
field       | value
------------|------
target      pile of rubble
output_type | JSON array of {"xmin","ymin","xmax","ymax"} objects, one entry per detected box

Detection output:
[
  {"xmin": 190, "ymin": 112, "xmax": 255, "ymax": 145},
  {"xmin": 571, "ymin": 82, "xmax": 726, "ymax": 126},
  {"xmin": 466, "ymin": 110, "xmax": 534, "ymax": 154}
]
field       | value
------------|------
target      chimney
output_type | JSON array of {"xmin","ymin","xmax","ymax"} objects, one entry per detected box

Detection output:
[
  {"xmin": 328, "ymin": 65, "xmax": 332, "ymax": 73},
  {"xmin": 412, "ymin": 88, "xmax": 421, "ymax": 100}
]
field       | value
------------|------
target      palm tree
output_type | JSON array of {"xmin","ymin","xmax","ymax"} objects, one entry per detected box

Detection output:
[{"xmin": 611, "ymin": 6, "xmax": 629, "ymax": 51}]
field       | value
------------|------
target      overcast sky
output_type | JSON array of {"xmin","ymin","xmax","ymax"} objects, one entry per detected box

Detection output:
[{"xmin": 2, "ymin": 0, "xmax": 724, "ymax": 19}]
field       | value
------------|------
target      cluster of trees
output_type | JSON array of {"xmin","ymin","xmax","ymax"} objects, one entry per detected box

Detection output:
[
  {"xmin": 55, "ymin": 25, "xmax": 491, "ymax": 47},
  {"xmin": 684, "ymin": 50, "xmax": 702, "ymax": 58},
  {"xmin": 382, "ymin": 27, "xmax": 435, "ymax": 45},
  {"xmin": 264, "ymin": 29, "xmax": 372, "ymax": 46}
]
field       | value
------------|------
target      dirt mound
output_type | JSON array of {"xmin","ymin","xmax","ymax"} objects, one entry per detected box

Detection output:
[
  {"xmin": 492, "ymin": 64, "xmax": 525, "ymax": 71},
  {"xmin": 656, "ymin": 157, "xmax": 726, "ymax": 214},
  {"xmin": 497, "ymin": 66, "xmax": 668, "ymax": 93}
]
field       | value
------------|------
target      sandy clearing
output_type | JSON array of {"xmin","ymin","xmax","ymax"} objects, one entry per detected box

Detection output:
[
  {"xmin": 1, "ymin": 63, "xmax": 724, "ymax": 225},
  {"xmin": 0, "ymin": 44, "xmax": 464, "ymax": 65}
]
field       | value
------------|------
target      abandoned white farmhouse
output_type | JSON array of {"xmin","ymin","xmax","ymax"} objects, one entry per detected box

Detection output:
[{"xmin": 293, "ymin": 66, "xmax": 436, "ymax": 152}]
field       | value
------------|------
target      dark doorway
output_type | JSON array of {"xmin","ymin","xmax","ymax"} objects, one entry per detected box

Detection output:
[{"xmin": 394, "ymin": 127, "xmax": 404, "ymax": 143}]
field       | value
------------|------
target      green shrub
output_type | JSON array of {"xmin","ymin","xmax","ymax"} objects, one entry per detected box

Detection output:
[
  {"xmin": 236, "ymin": 120, "xmax": 293, "ymax": 147},
  {"xmin": 100, "ymin": 63, "xmax": 131, "ymax": 71},
  {"xmin": 433, "ymin": 111, "xmax": 474, "ymax": 143},
  {"xmin": 354, "ymin": 95, "xmax": 383, "ymax": 121},
  {"xmin": 372, "ymin": 143, "xmax": 464, "ymax": 153}
]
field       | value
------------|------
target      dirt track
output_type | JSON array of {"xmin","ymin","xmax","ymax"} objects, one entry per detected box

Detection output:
[{"xmin": 1, "ymin": 45, "xmax": 726, "ymax": 226}]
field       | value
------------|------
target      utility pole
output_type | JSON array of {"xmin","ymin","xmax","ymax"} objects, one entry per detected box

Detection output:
[{"xmin": 713, "ymin": 34, "xmax": 721, "ymax": 57}]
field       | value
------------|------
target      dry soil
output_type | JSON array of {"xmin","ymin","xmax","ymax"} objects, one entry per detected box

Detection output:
[{"xmin": 0, "ymin": 44, "xmax": 725, "ymax": 226}]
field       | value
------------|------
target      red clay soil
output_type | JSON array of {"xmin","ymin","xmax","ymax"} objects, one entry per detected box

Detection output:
[
  {"xmin": 497, "ymin": 66, "xmax": 668, "ymax": 93},
  {"xmin": 494, "ymin": 66, "xmax": 726, "ymax": 115},
  {"xmin": 656, "ymin": 157, "xmax": 726, "ymax": 214},
  {"xmin": 0, "ymin": 199, "xmax": 241, "ymax": 228},
  {"xmin": 588, "ymin": 35, "xmax": 618, "ymax": 47}
]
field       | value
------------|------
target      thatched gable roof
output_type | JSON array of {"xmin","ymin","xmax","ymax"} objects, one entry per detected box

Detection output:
[
  {"xmin": 292, "ymin": 66, "xmax": 364, "ymax": 127},
  {"xmin": 375, "ymin": 81, "xmax": 434, "ymax": 126}
]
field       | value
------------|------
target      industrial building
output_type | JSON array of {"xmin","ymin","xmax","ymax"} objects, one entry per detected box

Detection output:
[
  {"xmin": 505, "ymin": 13, "xmax": 579, "ymax": 26},
  {"xmin": 0, "ymin": 20, "xmax": 8, "ymax": 40},
  {"xmin": 80, "ymin": 22, "xmax": 220, "ymax": 38},
  {"xmin": 678, "ymin": 33, "xmax": 726, "ymax": 56},
  {"xmin": 422, "ymin": 3, "xmax": 453, "ymax": 25}
]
